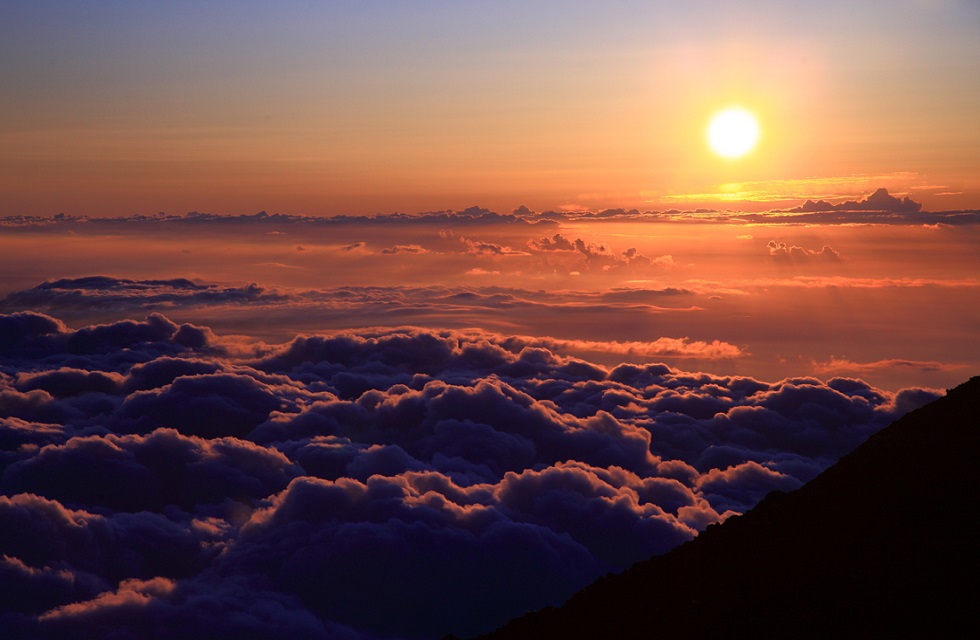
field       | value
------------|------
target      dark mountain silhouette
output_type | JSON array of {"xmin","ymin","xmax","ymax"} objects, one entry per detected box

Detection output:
[{"xmin": 471, "ymin": 376, "xmax": 979, "ymax": 639}]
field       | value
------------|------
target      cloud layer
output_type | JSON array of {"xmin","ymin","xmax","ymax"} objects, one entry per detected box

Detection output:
[
  {"xmin": 0, "ymin": 310, "xmax": 940, "ymax": 638},
  {"xmin": 788, "ymin": 188, "xmax": 922, "ymax": 213},
  {"xmin": 2, "ymin": 189, "xmax": 977, "ymax": 230}
]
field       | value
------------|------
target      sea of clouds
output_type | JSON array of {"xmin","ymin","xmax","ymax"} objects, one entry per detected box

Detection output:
[{"xmin": 0, "ymin": 306, "xmax": 939, "ymax": 639}]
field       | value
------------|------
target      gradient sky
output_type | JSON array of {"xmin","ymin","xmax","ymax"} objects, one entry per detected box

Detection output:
[{"xmin": 2, "ymin": 0, "xmax": 979, "ymax": 216}]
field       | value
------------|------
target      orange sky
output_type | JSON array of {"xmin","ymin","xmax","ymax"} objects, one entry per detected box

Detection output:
[{"xmin": 1, "ymin": 1, "xmax": 978, "ymax": 216}]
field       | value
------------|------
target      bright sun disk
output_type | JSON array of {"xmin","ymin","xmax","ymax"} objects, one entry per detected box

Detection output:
[{"xmin": 707, "ymin": 107, "xmax": 760, "ymax": 158}]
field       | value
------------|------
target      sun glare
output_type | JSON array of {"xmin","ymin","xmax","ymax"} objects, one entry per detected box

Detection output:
[{"xmin": 707, "ymin": 107, "xmax": 760, "ymax": 158}]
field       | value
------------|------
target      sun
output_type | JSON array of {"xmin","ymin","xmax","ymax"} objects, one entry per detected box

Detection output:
[{"xmin": 707, "ymin": 107, "xmax": 760, "ymax": 158}]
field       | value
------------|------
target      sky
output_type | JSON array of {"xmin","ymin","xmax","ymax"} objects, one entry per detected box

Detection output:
[
  {"xmin": 1, "ymin": 0, "xmax": 979, "ymax": 216},
  {"xmin": 1, "ymin": 2, "xmax": 978, "ymax": 639}
]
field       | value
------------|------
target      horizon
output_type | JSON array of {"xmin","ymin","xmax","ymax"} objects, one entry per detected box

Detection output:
[{"xmin": 4, "ymin": 187, "xmax": 976, "ymax": 220}]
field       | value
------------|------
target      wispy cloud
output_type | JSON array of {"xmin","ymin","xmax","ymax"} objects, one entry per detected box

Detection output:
[
  {"xmin": 503, "ymin": 335, "xmax": 745, "ymax": 360},
  {"xmin": 688, "ymin": 276, "xmax": 979, "ymax": 290},
  {"xmin": 812, "ymin": 357, "xmax": 963, "ymax": 374}
]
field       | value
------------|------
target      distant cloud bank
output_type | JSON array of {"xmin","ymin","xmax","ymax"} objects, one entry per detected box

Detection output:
[
  {"xmin": 2, "ymin": 190, "xmax": 977, "ymax": 228},
  {"xmin": 0, "ymin": 277, "xmax": 708, "ymax": 348},
  {"xmin": 0, "ymin": 309, "xmax": 940, "ymax": 638}
]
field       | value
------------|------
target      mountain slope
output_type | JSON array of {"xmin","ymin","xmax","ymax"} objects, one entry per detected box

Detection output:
[{"xmin": 475, "ymin": 376, "xmax": 979, "ymax": 639}]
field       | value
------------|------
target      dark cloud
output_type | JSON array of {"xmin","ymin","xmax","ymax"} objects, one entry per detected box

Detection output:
[
  {"xmin": 26, "ymin": 574, "xmax": 356, "ymax": 640},
  {"xmin": 528, "ymin": 233, "xmax": 620, "ymax": 263},
  {"xmin": 527, "ymin": 233, "xmax": 578, "ymax": 252},
  {"xmin": 0, "ymin": 277, "xmax": 285, "ymax": 313},
  {"xmin": 0, "ymin": 206, "xmax": 558, "ymax": 230},
  {"xmin": 0, "ymin": 417, "xmax": 66, "ymax": 453},
  {"xmin": 0, "ymin": 493, "xmax": 213, "ymax": 585},
  {"xmin": 15, "ymin": 368, "xmax": 125, "ymax": 397},
  {"xmin": 2, "ymin": 279, "xmax": 696, "ymax": 319},
  {"xmin": 0, "ymin": 312, "xmax": 67, "ymax": 355},
  {"xmin": 527, "ymin": 233, "xmax": 668, "ymax": 271},
  {"xmin": 117, "ymin": 372, "xmax": 296, "ymax": 438},
  {"xmin": 233, "ymin": 474, "xmax": 604, "ymax": 639},
  {"xmin": 0, "ymin": 311, "xmax": 218, "ymax": 369},
  {"xmin": 380, "ymin": 244, "xmax": 430, "ymax": 254},
  {"xmin": 0, "ymin": 310, "xmax": 942, "ymax": 639},
  {"xmin": 0, "ymin": 279, "xmax": 706, "ymax": 363},
  {"xmin": 3, "ymin": 428, "xmax": 301, "ymax": 512},
  {"xmin": 789, "ymin": 188, "xmax": 922, "ymax": 213}
]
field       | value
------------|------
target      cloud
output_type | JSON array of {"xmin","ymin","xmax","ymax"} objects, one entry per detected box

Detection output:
[
  {"xmin": 695, "ymin": 460, "xmax": 802, "ymax": 514},
  {"xmin": 499, "ymin": 335, "xmax": 744, "ymax": 359},
  {"xmin": 0, "ymin": 417, "xmax": 66, "ymax": 452},
  {"xmin": 812, "ymin": 357, "xmax": 963, "ymax": 374},
  {"xmin": 3, "ymin": 428, "xmax": 301, "ymax": 512},
  {"xmin": 527, "ymin": 233, "xmax": 669, "ymax": 272},
  {"xmin": 380, "ymin": 244, "xmax": 429, "ymax": 254},
  {"xmin": 234, "ymin": 473, "xmax": 607, "ymax": 638},
  {"xmin": 0, "ymin": 279, "xmax": 705, "ymax": 352},
  {"xmin": 26, "ymin": 573, "xmax": 353, "ymax": 640},
  {"xmin": 528, "ymin": 234, "xmax": 623, "ymax": 263},
  {"xmin": 691, "ymin": 276, "xmax": 980, "ymax": 290},
  {"xmin": 0, "ymin": 206, "xmax": 557, "ymax": 230},
  {"xmin": 3, "ymin": 194, "xmax": 978, "ymax": 234},
  {"xmin": 38, "ymin": 576, "xmax": 176, "ymax": 621},
  {"xmin": 0, "ymin": 312, "xmax": 67, "ymax": 354},
  {"xmin": 0, "ymin": 493, "xmax": 214, "ymax": 585},
  {"xmin": 766, "ymin": 240, "xmax": 841, "ymax": 262},
  {"xmin": 456, "ymin": 236, "xmax": 529, "ymax": 257},
  {"xmin": 0, "ymin": 310, "xmax": 944, "ymax": 638},
  {"xmin": 2, "ymin": 277, "xmax": 285, "ymax": 311},
  {"xmin": 789, "ymin": 188, "xmax": 923, "ymax": 213},
  {"xmin": 528, "ymin": 233, "xmax": 578, "ymax": 252}
]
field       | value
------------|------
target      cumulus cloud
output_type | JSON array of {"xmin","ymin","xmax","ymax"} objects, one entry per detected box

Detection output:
[
  {"xmin": 527, "ymin": 233, "xmax": 578, "ymax": 252},
  {"xmin": 453, "ymin": 235, "xmax": 528, "ymax": 257},
  {"xmin": 788, "ymin": 188, "xmax": 922, "ymax": 213},
  {"xmin": 0, "ymin": 310, "xmax": 943, "ymax": 638},
  {"xmin": 527, "ymin": 233, "xmax": 669, "ymax": 272},
  {"xmin": 767, "ymin": 240, "xmax": 841, "ymax": 262}
]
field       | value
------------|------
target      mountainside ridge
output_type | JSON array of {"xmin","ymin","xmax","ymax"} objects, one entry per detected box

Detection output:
[{"xmin": 473, "ymin": 375, "xmax": 979, "ymax": 639}]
